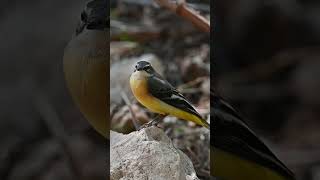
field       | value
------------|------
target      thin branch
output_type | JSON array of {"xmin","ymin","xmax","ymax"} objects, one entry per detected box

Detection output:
[
  {"xmin": 154, "ymin": 0, "xmax": 210, "ymax": 33},
  {"xmin": 120, "ymin": 91, "xmax": 140, "ymax": 130},
  {"xmin": 116, "ymin": 0, "xmax": 210, "ymax": 12},
  {"xmin": 178, "ymin": 76, "xmax": 207, "ymax": 90},
  {"xmin": 34, "ymin": 93, "xmax": 85, "ymax": 180}
]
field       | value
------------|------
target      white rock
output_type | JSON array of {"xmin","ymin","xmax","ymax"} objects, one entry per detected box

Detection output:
[{"xmin": 110, "ymin": 127, "xmax": 199, "ymax": 180}]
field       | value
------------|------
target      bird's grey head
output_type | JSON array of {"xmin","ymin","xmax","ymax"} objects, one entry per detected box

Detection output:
[{"xmin": 134, "ymin": 61, "xmax": 154, "ymax": 74}]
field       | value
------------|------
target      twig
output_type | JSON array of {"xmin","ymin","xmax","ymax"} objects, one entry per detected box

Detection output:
[
  {"xmin": 154, "ymin": 0, "xmax": 210, "ymax": 33},
  {"xmin": 178, "ymin": 76, "xmax": 207, "ymax": 90},
  {"xmin": 34, "ymin": 93, "xmax": 85, "ymax": 180},
  {"xmin": 120, "ymin": 91, "xmax": 140, "ymax": 130},
  {"xmin": 177, "ymin": 88, "xmax": 201, "ymax": 94},
  {"xmin": 116, "ymin": 0, "xmax": 210, "ymax": 12}
]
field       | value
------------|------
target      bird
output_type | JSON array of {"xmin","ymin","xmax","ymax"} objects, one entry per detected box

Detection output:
[
  {"xmin": 130, "ymin": 61, "xmax": 210, "ymax": 129},
  {"xmin": 63, "ymin": 0, "xmax": 108, "ymax": 138},
  {"xmin": 211, "ymin": 93, "xmax": 295, "ymax": 180}
]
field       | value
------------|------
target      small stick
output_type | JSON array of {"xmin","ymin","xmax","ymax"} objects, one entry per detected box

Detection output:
[
  {"xmin": 154, "ymin": 0, "xmax": 210, "ymax": 33},
  {"xmin": 34, "ymin": 93, "xmax": 85, "ymax": 180},
  {"xmin": 120, "ymin": 91, "xmax": 140, "ymax": 130},
  {"xmin": 178, "ymin": 76, "xmax": 207, "ymax": 90}
]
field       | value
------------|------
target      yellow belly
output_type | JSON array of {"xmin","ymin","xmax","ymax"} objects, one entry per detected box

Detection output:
[
  {"xmin": 130, "ymin": 72, "xmax": 204, "ymax": 126},
  {"xmin": 64, "ymin": 30, "xmax": 108, "ymax": 138},
  {"xmin": 212, "ymin": 148, "xmax": 288, "ymax": 180}
]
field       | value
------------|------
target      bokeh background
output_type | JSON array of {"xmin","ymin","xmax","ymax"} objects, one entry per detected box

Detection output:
[
  {"xmin": 0, "ymin": 1, "xmax": 105, "ymax": 179},
  {"xmin": 214, "ymin": 1, "xmax": 320, "ymax": 179},
  {"xmin": 110, "ymin": 0, "xmax": 210, "ymax": 179}
]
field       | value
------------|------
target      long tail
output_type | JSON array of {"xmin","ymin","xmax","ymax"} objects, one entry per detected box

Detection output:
[
  {"xmin": 193, "ymin": 115, "xmax": 210, "ymax": 129},
  {"xmin": 202, "ymin": 118, "xmax": 210, "ymax": 129}
]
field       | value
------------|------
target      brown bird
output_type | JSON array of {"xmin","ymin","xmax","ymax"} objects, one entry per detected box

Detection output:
[
  {"xmin": 211, "ymin": 93, "xmax": 295, "ymax": 180},
  {"xmin": 63, "ymin": 0, "xmax": 108, "ymax": 138}
]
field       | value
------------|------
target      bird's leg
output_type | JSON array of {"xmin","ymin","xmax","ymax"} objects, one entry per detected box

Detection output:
[
  {"xmin": 150, "ymin": 114, "xmax": 166, "ymax": 127},
  {"xmin": 140, "ymin": 114, "xmax": 166, "ymax": 129}
]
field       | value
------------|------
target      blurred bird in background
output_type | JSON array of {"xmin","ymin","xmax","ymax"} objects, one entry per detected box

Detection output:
[
  {"xmin": 63, "ymin": 0, "xmax": 108, "ymax": 138},
  {"xmin": 211, "ymin": 93, "xmax": 295, "ymax": 180}
]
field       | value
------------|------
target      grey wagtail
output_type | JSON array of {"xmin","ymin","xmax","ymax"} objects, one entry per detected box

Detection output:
[
  {"xmin": 212, "ymin": 94, "xmax": 295, "ymax": 180},
  {"xmin": 130, "ymin": 61, "xmax": 210, "ymax": 129},
  {"xmin": 63, "ymin": 0, "xmax": 108, "ymax": 138}
]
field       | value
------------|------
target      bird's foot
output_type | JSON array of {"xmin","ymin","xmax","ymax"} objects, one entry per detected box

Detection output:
[
  {"xmin": 139, "ymin": 120, "xmax": 158, "ymax": 130},
  {"xmin": 139, "ymin": 115, "xmax": 166, "ymax": 130}
]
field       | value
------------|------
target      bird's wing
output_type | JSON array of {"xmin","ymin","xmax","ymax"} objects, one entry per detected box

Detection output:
[
  {"xmin": 147, "ymin": 75, "xmax": 203, "ymax": 120},
  {"xmin": 212, "ymin": 95, "xmax": 295, "ymax": 179}
]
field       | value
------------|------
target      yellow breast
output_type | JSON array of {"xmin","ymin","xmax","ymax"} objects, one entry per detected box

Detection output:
[
  {"xmin": 130, "ymin": 71, "xmax": 165, "ymax": 114},
  {"xmin": 63, "ymin": 29, "xmax": 108, "ymax": 138}
]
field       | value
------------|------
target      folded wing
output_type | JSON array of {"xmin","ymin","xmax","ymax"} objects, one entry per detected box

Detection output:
[
  {"xmin": 147, "ymin": 75, "xmax": 203, "ymax": 121},
  {"xmin": 212, "ymin": 95, "xmax": 295, "ymax": 179}
]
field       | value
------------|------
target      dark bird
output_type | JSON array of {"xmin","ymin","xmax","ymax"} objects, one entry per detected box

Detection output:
[
  {"xmin": 63, "ymin": 0, "xmax": 108, "ymax": 138},
  {"xmin": 211, "ymin": 94, "xmax": 295, "ymax": 180}
]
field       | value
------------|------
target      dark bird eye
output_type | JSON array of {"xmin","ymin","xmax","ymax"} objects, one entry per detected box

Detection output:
[{"xmin": 145, "ymin": 68, "xmax": 153, "ymax": 73}]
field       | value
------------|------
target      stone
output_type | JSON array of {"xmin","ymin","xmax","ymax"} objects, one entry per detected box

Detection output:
[{"xmin": 110, "ymin": 127, "xmax": 199, "ymax": 180}]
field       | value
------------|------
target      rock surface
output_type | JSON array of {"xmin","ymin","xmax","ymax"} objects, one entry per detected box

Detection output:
[{"xmin": 110, "ymin": 127, "xmax": 199, "ymax": 180}]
